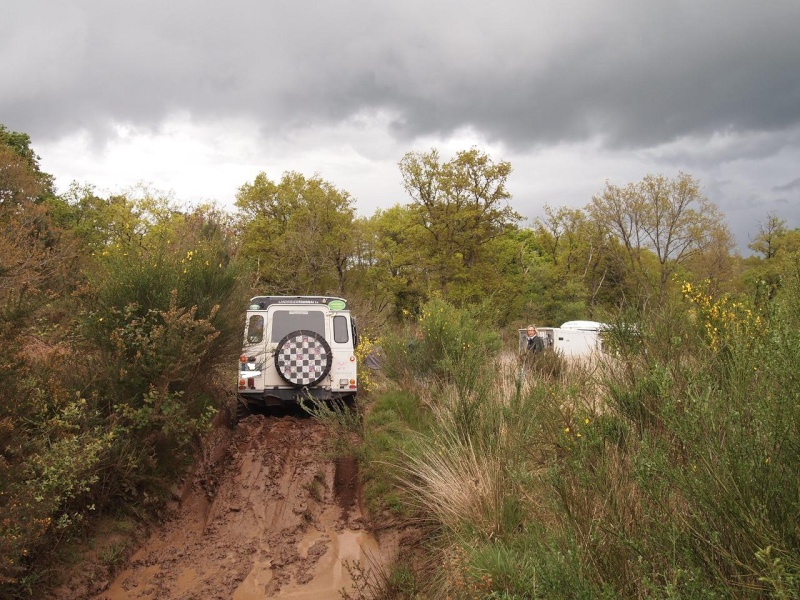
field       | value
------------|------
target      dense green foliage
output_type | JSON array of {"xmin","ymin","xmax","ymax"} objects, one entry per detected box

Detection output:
[
  {"xmin": 1, "ymin": 123, "xmax": 799, "ymax": 597},
  {"xmin": 360, "ymin": 284, "xmax": 800, "ymax": 598},
  {"xmin": 0, "ymin": 129, "xmax": 247, "ymax": 594}
]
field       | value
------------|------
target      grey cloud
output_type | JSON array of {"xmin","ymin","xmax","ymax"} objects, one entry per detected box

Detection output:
[
  {"xmin": 4, "ymin": 0, "xmax": 800, "ymax": 255},
  {"xmin": 773, "ymin": 177, "xmax": 800, "ymax": 192},
  {"xmin": 3, "ymin": 0, "xmax": 800, "ymax": 151}
]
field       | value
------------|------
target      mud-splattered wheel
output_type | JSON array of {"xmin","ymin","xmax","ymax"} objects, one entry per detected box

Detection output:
[{"xmin": 274, "ymin": 330, "xmax": 333, "ymax": 387}]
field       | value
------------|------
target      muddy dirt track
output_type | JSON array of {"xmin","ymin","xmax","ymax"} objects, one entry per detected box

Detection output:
[{"xmin": 84, "ymin": 413, "xmax": 395, "ymax": 600}]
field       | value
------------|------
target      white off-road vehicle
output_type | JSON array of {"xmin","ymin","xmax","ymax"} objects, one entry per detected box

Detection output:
[{"xmin": 235, "ymin": 296, "xmax": 359, "ymax": 418}]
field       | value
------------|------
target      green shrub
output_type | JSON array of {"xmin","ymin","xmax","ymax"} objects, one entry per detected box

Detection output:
[
  {"xmin": 0, "ymin": 206, "xmax": 246, "ymax": 596},
  {"xmin": 382, "ymin": 299, "xmax": 498, "ymax": 377},
  {"xmin": 377, "ymin": 279, "xmax": 800, "ymax": 597},
  {"xmin": 0, "ymin": 398, "xmax": 112, "ymax": 591},
  {"xmin": 556, "ymin": 278, "xmax": 800, "ymax": 597}
]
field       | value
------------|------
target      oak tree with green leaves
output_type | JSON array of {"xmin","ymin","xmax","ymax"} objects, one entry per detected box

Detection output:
[
  {"xmin": 236, "ymin": 172, "xmax": 357, "ymax": 295},
  {"xmin": 398, "ymin": 148, "xmax": 522, "ymax": 300}
]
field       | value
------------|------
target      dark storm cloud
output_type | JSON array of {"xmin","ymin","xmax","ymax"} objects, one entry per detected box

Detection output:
[
  {"xmin": 774, "ymin": 177, "xmax": 800, "ymax": 192},
  {"xmin": 3, "ymin": 0, "xmax": 799, "ymax": 150}
]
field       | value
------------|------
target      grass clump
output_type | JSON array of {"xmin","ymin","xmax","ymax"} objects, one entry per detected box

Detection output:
[
  {"xmin": 361, "ymin": 390, "xmax": 431, "ymax": 518},
  {"xmin": 299, "ymin": 395, "xmax": 362, "ymax": 460}
]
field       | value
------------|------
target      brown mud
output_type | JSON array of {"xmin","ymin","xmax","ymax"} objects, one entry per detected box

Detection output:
[{"xmin": 56, "ymin": 413, "xmax": 398, "ymax": 599}]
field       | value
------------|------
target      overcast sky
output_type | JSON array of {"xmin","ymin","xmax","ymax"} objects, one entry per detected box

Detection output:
[{"xmin": 3, "ymin": 0, "xmax": 799, "ymax": 253}]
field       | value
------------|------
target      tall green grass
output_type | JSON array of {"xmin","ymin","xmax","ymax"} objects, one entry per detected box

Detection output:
[{"xmin": 372, "ymin": 289, "xmax": 800, "ymax": 598}]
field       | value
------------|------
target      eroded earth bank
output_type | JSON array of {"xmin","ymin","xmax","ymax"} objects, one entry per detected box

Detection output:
[{"xmin": 84, "ymin": 413, "xmax": 397, "ymax": 599}]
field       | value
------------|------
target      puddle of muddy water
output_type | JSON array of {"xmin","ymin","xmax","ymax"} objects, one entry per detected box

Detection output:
[
  {"xmin": 266, "ymin": 527, "xmax": 382, "ymax": 599},
  {"xmin": 233, "ymin": 558, "xmax": 274, "ymax": 600}
]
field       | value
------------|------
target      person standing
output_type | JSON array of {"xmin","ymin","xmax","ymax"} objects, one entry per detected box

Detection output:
[{"xmin": 526, "ymin": 325, "xmax": 544, "ymax": 353}]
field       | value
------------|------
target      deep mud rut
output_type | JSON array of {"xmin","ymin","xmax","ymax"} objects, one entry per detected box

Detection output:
[{"xmin": 91, "ymin": 414, "xmax": 393, "ymax": 600}]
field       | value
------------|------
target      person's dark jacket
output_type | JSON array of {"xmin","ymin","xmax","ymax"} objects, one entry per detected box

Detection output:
[{"xmin": 527, "ymin": 335, "xmax": 544, "ymax": 353}]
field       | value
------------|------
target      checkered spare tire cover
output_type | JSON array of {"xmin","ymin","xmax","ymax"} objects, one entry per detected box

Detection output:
[{"xmin": 274, "ymin": 330, "xmax": 333, "ymax": 387}]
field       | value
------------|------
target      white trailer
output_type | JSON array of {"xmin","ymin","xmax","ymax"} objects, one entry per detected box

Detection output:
[{"xmin": 519, "ymin": 320, "xmax": 608, "ymax": 357}]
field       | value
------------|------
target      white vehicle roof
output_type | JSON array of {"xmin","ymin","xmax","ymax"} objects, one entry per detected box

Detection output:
[
  {"xmin": 559, "ymin": 320, "xmax": 609, "ymax": 331},
  {"xmin": 247, "ymin": 296, "xmax": 349, "ymax": 311}
]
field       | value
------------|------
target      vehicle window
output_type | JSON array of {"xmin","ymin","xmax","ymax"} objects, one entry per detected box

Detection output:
[
  {"xmin": 270, "ymin": 310, "xmax": 325, "ymax": 342},
  {"xmin": 246, "ymin": 315, "xmax": 264, "ymax": 343},
  {"xmin": 333, "ymin": 315, "xmax": 349, "ymax": 344}
]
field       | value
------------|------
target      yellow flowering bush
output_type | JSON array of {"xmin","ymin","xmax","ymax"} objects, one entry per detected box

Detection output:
[
  {"xmin": 354, "ymin": 335, "xmax": 376, "ymax": 395},
  {"xmin": 681, "ymin": 280, "xmax": 762, "ymax": 352}
]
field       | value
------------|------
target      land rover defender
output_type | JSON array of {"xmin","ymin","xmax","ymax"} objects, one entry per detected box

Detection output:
[{"xmin": 235, "ymin": 296, "xmax": 358, "ymax": 418}]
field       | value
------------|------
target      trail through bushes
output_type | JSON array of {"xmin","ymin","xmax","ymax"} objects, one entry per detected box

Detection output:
[{"xmin": 53, "ymin": 413, "xmax": 396, "ymax": 600}]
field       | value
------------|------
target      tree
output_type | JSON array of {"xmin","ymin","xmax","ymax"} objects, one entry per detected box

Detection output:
[
  {"xmin": 684, "ymin": 224, "xmax": 739, "ymax": 297},
  {"xmin": 587, "ymin": 173, "xmax": 732, "ymax": 307},
  {"xmin": 749, "ymin": 213, "xmax": 787, "ymax": 260},
  {"xmin": 347, "ymin": 205, "xmax": 429, "ymax": 322},
  {"xmin": 398, "ymin": 148, "xmax": 521, "ymax": 296},
  {"xmin": 0, "ymin": 124, "xmax": 55, "ymax": 203},
  {"xmin": 742, "ymin": 213, "xmax": 800, "ymax": 302},
  {"xmin": 532, "ymin": 205, "xmax": 630, "ymax": 316},
  {"xmin": 236, "ymin": 172, "xmax": 357, "ymax": 294},
  {"xmin": 0, "ymin": 127, "xmax": 65, "ymax": 312}
]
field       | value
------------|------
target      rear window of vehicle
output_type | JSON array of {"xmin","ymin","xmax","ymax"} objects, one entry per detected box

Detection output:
[
  {"xmin": 333, "ymin": 315, "xmax": 349, "ymax": 343},
  {"xmin": 270, "ymin": 309, "xmax": 325, "ymax": 342},
  {"xmin": 246, "ymin": 315, "xmax": 264, "ymax": 343}
]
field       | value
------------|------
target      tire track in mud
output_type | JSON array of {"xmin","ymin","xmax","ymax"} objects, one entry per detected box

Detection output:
[{"xmin": 92, "ymin": 414, "xmax": 387, "ymax": 600}]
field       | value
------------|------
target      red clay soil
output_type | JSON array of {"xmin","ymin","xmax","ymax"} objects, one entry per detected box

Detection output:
[{"xmin": 56, "ymin": 414, "xmax": 397, "ymax": 599}]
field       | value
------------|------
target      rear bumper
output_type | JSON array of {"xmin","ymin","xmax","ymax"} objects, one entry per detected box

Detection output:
[{"xmin": 238, "ymin": 387, "xmax": 357, "ymax": 407}]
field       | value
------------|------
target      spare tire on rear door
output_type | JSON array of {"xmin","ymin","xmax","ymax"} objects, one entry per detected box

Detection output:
[{"xmin": 274, "ymin": 330, "xmax": 333, "ymax": 387}]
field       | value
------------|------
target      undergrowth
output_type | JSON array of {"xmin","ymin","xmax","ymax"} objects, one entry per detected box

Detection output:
[{"xmin": 365, "ymin": 289, "xmax": 800, "ymax": 598}]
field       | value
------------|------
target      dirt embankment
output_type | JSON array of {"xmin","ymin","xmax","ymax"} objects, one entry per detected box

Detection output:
[{"xmin": 65, "ymin": 413, "xmax": 396, "ymax": 600}]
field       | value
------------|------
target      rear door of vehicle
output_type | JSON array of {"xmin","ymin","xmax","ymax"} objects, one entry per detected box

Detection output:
[
  {"xmin": 328, "ymin": 312, "xmax": 357, "ymax": 394},
  {"xmin": 265, "ymin": 305, "xmax": 328, "ymax": 387},
  {"xmin": 240, "ymin": 310, "xmax": 268, "ymax": 391}
]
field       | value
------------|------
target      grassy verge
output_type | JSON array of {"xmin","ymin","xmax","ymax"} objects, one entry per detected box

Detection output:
[{"xmin": 356, "ymin": 291, "xmax": 800, "ymax": 599}]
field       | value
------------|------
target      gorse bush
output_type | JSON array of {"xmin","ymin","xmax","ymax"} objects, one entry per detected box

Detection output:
[
  {"xmin": 75, "ymin": 208, "xmax": 245, "ymax": 487},
  {"xmin": 565, "ymin": 277, "xmax": 800, "ymax": 597},
  {"xmin": 0, "ymin": 399, "xmax": 112, "ymax": 589},
  {"xmin": 104, "ymin": 294, "xmax": 220, "ymax": 403},
  {"xmin": 0, "ymin": 201, "xmax": 246, "ymax": 595}
]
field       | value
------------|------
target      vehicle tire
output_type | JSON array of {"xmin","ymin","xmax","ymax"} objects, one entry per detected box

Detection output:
[{"xmin": 274, "ymin": 330, "xmax": 333, "ymax": 387}]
